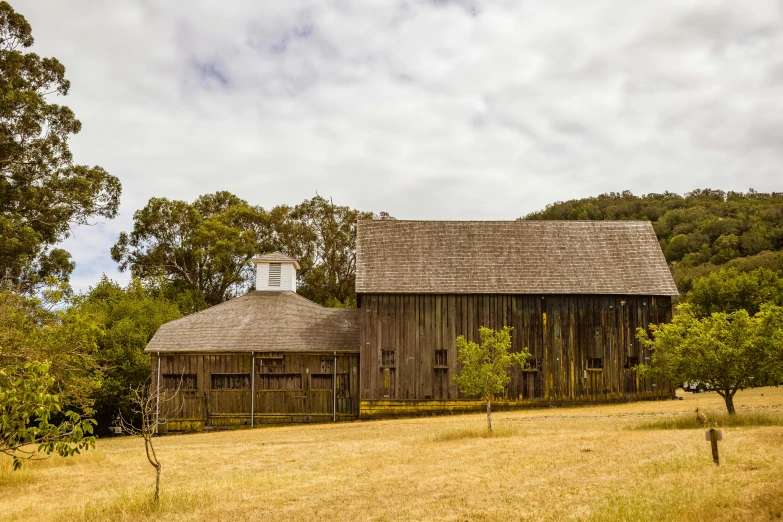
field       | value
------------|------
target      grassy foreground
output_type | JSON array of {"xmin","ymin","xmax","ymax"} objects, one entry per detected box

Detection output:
[{"xmin": 2, "ymin": 388, "xmax": 783, "ymax": 522}]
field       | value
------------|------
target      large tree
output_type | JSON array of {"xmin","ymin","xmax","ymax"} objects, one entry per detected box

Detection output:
[
  {"xmin": 283, "ymin": 195, "xmax": 392, "ymax": 306},
  {"xmin": 111, "ymin": 192, "xmax": 269, "ymax": 309},
  {"xmin": 0, "ymin": 2, "xmax": 121, "ymax": 292},
  {"xmin": 636, "ymin": 304, "xmax": 783, "ymax": 414},
  {"xmin": 113, "ymin": 193, "xmax": 392, "ymax": 309}
]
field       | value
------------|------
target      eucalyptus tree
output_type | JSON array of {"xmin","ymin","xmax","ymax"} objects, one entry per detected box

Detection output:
[{"xmin": 0, "ymin": 2, "xmax": 121, "ymax": 292}]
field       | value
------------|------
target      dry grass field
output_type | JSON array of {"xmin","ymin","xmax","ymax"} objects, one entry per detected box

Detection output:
[{"xmin": 2, "ymin": 387, "xmax": 783, "ymax": 522}]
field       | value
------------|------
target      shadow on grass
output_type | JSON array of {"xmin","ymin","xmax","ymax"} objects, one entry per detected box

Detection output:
[
  {"xmin": 432, "ymin": 424, "xmax": 519, "ymax": 441},
  {"xmin": 634, "ymin": 412, "xmax": 783, "ymax": 430}
]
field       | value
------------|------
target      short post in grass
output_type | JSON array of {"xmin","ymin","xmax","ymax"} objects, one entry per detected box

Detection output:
[{"xmin": 705, "ymin": 428, "xmax": 722, "ymax": 465}]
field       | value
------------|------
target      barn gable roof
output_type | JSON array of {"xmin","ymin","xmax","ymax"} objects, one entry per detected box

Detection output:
[
  {"xmin": 145, "ymin": 291, "xmax": 359, "ymax": 353},
  {"xmin": 356, "ymin": 220, "xmax": 679, "ymax": 296}
]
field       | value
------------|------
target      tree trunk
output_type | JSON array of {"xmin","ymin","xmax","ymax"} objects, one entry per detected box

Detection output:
[
  {"xmin": 486, "ymin": 397, "xmax": 492, "ymax": 433},
  {"xmin": 724, "ymin": 392, "xmax": 736, "ymax": 415},
  {"xmin": 154, "ymin": 463, "xmax": 161, "ymax": 504}
]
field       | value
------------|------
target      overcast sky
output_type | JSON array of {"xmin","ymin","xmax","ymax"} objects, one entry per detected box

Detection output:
[{"xmin": 16, "ymin": 0, "xmax": 783, "ymax": 292}]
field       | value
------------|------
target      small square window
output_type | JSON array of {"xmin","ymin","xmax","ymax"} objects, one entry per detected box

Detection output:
[
  {"xmin": 523, "ymin": 357, "xmax": 543, "ymax": 371},
  {"xmin": 381, "ymin": 350, "xmax": 396, "ymax": 367},
  {"xmin": 434, "ymin": 350, "xmax": 448, "ymax": 367},
  {"xmin": 587, "ymin": 358, "xmax": 603, "ymax": 370}
]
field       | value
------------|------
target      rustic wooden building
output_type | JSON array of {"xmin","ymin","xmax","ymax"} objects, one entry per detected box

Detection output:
[
  {"xmin": 148, "ymin": 220, "xmax": 679, "ymax": 429},
  {"xmin": 355, "ymin": 221, "xmax": 679, "ymax": 419},
  {"xmin": 145, "ymin": 253, "xmax": 360, "ymax": 431}
]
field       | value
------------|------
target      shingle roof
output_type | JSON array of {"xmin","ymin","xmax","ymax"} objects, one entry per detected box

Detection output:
[
  {"xmin": 356, "ymin": 220, "xmax": 679, "ymax": 296},
  {"xmin": 145, "ymin": 291, "xmax": 358, "ymax": 353},
  {"xmin": 252, "ymin": 251, "xmax": 300, "ymax": 270}
]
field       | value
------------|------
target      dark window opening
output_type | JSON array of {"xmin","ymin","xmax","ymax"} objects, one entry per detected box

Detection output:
[
  {"xmin": 258, "ymin": 356, "xmax": 283, "ymax": 373},
  {"xmin": 624, "ymin": 356, "xmax": 639, "ymax": 369},
  {"xmin": 258, "ymin": 373, "xmax": 302, "ymax": 390},
  {"xmin": 260, "ymin": 357, "xmax": 283, "ymax": 367},
  {"xmin": 587, "ymin": 358, "xmax": 603, "ymax": 370},
  {"xmin": 435, "ymin": 350, "xmax": 448, "ymax": 367},
  {"xmin": 268, "ymin": 263, "xmax": 281, "ymax": 286},
  {"xmin": 381, "ymin": 350, "xmax": 396, "ymax": 367},
  {"xmin": 211, "ymin": 373, "xmax": 250, "ymax": 390},
  {"xmin": 162, "ymin": 373, "xmax": 197, "ymax": 390},
  {"xmin": 523, "ymin": 357, "xmax": 543, "ymax": 371}
]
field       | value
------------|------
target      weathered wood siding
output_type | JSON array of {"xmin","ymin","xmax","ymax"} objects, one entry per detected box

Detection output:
[
  {"xmin": 359, "ymin": 294, "xmax": 672, "ymax": 415},
  {"xmin": 151, "ymin": 352, "xmax": 359, "ymax": 432}
]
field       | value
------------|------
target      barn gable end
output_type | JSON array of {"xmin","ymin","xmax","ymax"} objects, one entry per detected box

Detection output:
[{"xmin": 355, "ymin": 220, "xmax": 678, "ymax": 418}]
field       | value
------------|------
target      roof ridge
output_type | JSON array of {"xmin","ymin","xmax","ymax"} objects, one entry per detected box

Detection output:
[{"xmin": 357, "ymin": 219, "xmax": 654, "ymax": 224}]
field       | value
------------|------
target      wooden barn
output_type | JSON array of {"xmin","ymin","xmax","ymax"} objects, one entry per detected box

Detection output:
[
  {"xmin": 147, "ymin": 220, "xmax": 679, "ymax": 430},
  {"xmin": 145, "ymin": 252, "xmax": 360, "ymax": 432},
  {"xmin": 355, "ymin": 221, "xmax": 679, "ymax": 419}
]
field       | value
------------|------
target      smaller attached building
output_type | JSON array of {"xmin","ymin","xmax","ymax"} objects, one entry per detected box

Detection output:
[{"xmin": 145, "ymin": 252, "xmax": 360, "ymax": 431}]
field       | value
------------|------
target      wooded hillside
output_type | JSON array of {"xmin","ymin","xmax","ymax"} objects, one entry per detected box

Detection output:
[{"xmin": 524, "ymin": 189, "xmax": 783, "ymax": 292}]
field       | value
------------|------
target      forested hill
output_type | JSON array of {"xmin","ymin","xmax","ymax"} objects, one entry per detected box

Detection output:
[{"xmin": 523, "ymin": 189, "xmax": 783, "ymax": 292}]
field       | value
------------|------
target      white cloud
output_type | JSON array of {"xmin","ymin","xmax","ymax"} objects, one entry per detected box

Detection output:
[{"xmin": 14, "ymin": 0, "xmax": 783, "ymax": 292}]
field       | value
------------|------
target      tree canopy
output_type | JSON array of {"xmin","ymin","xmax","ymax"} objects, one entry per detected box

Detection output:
[
  {"xmin": 75, "ymin": 277, "xmax": 181, "ymax": 433},
  {"xmin": 1, "ymin": 361, "xmax": 95, "ymax": 470},
  {"xmin": 0, "ymin": 1, "xmax": 121, "ymax": 292},
  {"xmin": 684, "ymin": 267, "xmax": 783, "ymax": 317},
  {"xmin": 636, "ymin": 304, "xmax": 783, "ymax": 414},
  {"xmin": 113, "ymin": 193, "xmax": 391, "ymax": 309},
  {"xmin": 111, "ymin": 192, "xmax": 267, "ymax": 309},
  {"xmin": 524, "ymin": 189, "xmax": 783, "ymax": 292}
]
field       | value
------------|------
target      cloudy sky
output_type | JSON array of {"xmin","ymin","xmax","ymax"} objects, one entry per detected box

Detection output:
[{"xmin": 16, "ymin": 0, "xmax": 783, "ymax": 292}]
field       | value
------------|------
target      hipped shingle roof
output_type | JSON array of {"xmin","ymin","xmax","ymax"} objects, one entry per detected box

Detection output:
[
  {"xmin": 252, "ymin": 251, "xmax": 300, "ymax": 270},
  {"xmin": 145, "ymin": 291, "xmax": 358, "ymax": 353},
  {"xmin": 356, "ymin": 220, "xmax": 678, "ymax": 296}
]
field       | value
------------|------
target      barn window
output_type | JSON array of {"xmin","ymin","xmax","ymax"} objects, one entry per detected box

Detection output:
[
  {"xmin": 624, "ymin": 356, "xmax": 639, "ymax": 369},
  {"xmin": 311, "ymin": 373, "xmax": 333, "ymax": 390},
  {"xmin": 258, "ymin": 373, "xmax": 302, "ymax": 390},
  {"xmin": 162, "ymin": 373, "xmax": 197, "ymax": 390},
  {"xmin": 587, "ymin": 358, "xmax": 603, "ymax": 371},
  {"xmin": 211, "ymin": 373, "xmax": 250, "ymax": 390},
  {"xmin": 523, "ymin": 357, "xmax": 542, "ymax": 372},
  {"xmin": 381, "ymin": 350, "xmax": 396, "ymax": 367},
  {"xmin": 434, "ymin": 350, "xmax": 448, "ymax": 368},
  {"xmin": 268, "ymin": 263, "xmax": 281, "ymax": 287},
  {"xmin": 258, "ymin": 356, "xmax": 283, "ymax": 372}
]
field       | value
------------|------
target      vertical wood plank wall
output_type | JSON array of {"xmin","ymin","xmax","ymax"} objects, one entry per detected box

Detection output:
[
  {"xmin": 151, "ymin": 352, "xmax": 359, "ymax": 432},
  {"xmin": 359, "ymin": 294, "xmax": 673, "ymax": 413}
]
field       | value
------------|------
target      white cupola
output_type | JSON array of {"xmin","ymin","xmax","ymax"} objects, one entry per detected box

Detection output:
[{"xmin": 253, "ymin": 252, "xmax": 300, "ymax": 292}]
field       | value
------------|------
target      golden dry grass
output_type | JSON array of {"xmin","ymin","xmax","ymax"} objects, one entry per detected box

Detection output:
[{"xmin": 2, "ymin": 387, "xmax": 783, "ymax": 522}]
